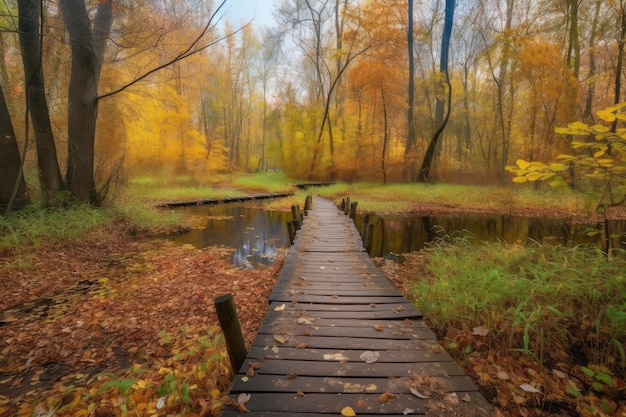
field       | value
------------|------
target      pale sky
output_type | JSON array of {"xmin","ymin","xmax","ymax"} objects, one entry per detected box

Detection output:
[{"xmin": 222, "ymin": 0, "xmax": 277, "ymax": 29}]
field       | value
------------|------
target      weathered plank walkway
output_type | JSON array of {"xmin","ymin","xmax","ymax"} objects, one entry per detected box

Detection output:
[{"xmin": 221, "ymin": 198, "xmax": 493, "ymax": 416}]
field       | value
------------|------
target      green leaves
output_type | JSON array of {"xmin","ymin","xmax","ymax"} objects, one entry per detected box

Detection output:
[{"xmin": 508, "ymin": 103, "xmax": 626, "ymax": 211}]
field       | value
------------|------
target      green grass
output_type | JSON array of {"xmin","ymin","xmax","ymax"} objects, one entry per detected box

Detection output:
[
  {"xmin": 232, "ymin": 171, "xmax": 296, "ymax": 193},
  {"xmin": 311, "ymin": 182, "xmax": 592, "ymax": 215},
  {"xmin": 126, "ymin": 175, "xmax": 244, "ymax": 203},
  {"xmin": 0, "ymin": 203, "xmax": 114, "ymax": 254},
  {"xmin": 406, "ymin": 236, "xmax": 626, "ymax": 371}
]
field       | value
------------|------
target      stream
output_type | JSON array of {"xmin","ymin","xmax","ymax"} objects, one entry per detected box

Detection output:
[{"xmin": 172, "ymin": 202, "xmax": 626, "ymax": 265}]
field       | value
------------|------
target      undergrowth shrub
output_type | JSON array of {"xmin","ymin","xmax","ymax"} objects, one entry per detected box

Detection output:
[{"xmin": 408, "ymin": 237, "xmax": 626, "ymax": 375}]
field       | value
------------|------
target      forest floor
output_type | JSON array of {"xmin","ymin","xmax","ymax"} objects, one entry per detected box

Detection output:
[{"xmin": 0, "ymin": 208, "xmax": 622, "ymax": 416}]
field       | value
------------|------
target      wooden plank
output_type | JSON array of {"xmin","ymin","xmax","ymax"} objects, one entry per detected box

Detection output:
[
  {"xmin": 257, "ymin": 324, "xmax": 435, "ymax": 341},
  {"xmin": 268, "ymin": 294, "xmax": 410, "ymax": 305},
  {"xmin": 251, "ymin": 335, "xmax": 445, "ymax": 352},
  {"xmin": 267, "ymin": 302, "xmax": 417, "ymax": 312},
  {"xmin": 229, "ymin": 374, "xmax": 479, "ymax": 394},
  {"xmin": 260, "ymin": 317, "xmax": 429, "ymax": 330},
  {"xmin": 245, "ymin": 346, "xmax": 453, "ymax": 364},
  {"xmin": 220, "ymin": 391, "xmax": 493, "ymax": 416}
]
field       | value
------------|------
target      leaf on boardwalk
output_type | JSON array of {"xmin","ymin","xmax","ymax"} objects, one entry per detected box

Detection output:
[
  {"xmin": 323, "ymin": 352, "xmax": 349, "ymax": 361},
  {"xmin": 274, "ymin": 304, "xmax": 286, "ymax": 311},
  {"xmin": 227, "ymin": 399, "xmax": 249, "ymax": 413},
  {"xmin": 237, "ymin": 393, "xmax": 251, "ymax": 404},
  {"xmin": 341, "ymin": 406, "xmax": 356, "ymax": 416},
  {"xmin": 360, "ymin": 351, "xmax": 380, "ymax": 364},
  {"xmin": 373, "ymin": 324, "xmax": 384, "ymax": 332},
  {"xmin": 445, "ymin": 393, "xmax": 459, "ymax": 406},
  {"xmin": 378, "ymin": 392, "xmax": 395, "ymax": 403},
  {"xmin": 273, "ymin": 335, "xmax": 289, "ymax": 344},
  {"xmin": 403, "ymin": 408, "xmax": 414, "ymax": 415},
  {"xmin": 297, "ymin": 317, "xmax": 314, "ymax": 325},
  {"xmin": 409, "ymin": 387, "xmax": 430, "ymax": 399}
]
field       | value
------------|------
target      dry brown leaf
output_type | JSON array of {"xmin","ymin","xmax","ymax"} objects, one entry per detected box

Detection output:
[
  {"xmin": 378, "ymin": 392, "xmax": 395, "ymax": 403},
  {"xmin": 226, "ymin": 399, "xmax": 250, "ymax": 413}
]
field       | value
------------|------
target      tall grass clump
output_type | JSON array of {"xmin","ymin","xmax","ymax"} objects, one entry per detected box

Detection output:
[
  {"xmin": 408, "ymin": 237, "xmax": 626, "ymax": 375},
  {"xmin": 0, "ymin": 203, "xmax": 114, "ymax": 254}
]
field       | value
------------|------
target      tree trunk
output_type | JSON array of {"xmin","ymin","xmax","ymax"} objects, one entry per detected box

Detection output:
[
  {"xmin": 612, "ymin": 0, "xmax": 626, "ymax": 133},
  {"xmin": 18, "ymin": 0, "xmax": 63, "ymax": 198},
  {"xmin": 567, "ymin": 0, "xmax": 581, "ymax": 79},
  {"xmin": 0, "ymin": 85, "xmax": 28, "ymax": 211},
  {"xmin": 405, "ymin": 0, "xmax": 417, "ymax": 181},
  {"xmin": 60, "ymin": 0, "xmax": 112, "ymax": 204},
  {"xmin": 381, "ymin": 88, "xmax": 389, "ymax": 184},
  {"xmin": 584, "ymin": 0, "xmax": 602, "ymax": 123},
  {"xmin": 496, "ymin": 0, "xmax": 515, "ymax": 182},
  {"xmin": 418, "ymin": 0, "xmax": 455, "ymax": 183}
]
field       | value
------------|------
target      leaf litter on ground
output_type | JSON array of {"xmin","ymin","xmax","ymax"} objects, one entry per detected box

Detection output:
[{"xmin": 0, "ymin": 223, "xmax": 281, "ymax": 416}]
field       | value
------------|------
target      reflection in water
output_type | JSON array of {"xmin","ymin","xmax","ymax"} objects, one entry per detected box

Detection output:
[
  {"xmin": 171, "ymin": 202, "xmax": 626, "ymax": 264},
  {"xmin": 355, "ymin": 213, "xmax": 626, "ymax": 257},
  {"xmin": 172, "ymin": 204, "xmax": 291, "ymax": 268}
]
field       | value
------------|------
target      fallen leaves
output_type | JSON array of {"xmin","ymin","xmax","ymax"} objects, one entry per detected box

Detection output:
[{"xmin": 0, "ymin": 224, "xmax": 282, "ymax": 416}]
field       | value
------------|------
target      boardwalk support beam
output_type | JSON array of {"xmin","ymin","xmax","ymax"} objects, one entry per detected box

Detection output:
[{"xmin": 214, "ymin": 294, "xmax": 247, "ymax": 374}]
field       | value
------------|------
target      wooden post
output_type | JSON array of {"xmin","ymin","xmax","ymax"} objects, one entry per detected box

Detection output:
[
  {"xmin": 361, "ymin": 214, "xmax": 370, "ymax": 238},
  {"xmin": 304, "ymin": 195, "xmax": 312, "ymax": 214},
  {"xmin": 292, "ymin": 219, "xmax": 301, "ymax": 231},
  {"xmin": 341, "ymin": 198, "xmax": 346, "ymax": 211},
  {"xmin": 287, "ymin": 221, "xmax": 296, "ymax": 244},
  {"xmin": 214, "ymin": 294, "xmax": 247, "ymax": 374},
  {"xmin": 349, "ymin": 201, "xmax": 358, "ymax": 219},
  {"xmin": 364, "ymin": 223, "xmax": 374, "ymax": 253},
  {"xmin": 291, "ymin": 205, "xmax": 301, "ymax": 225},
  {"xmin": 344, "ymin": 197, "xmax": 351, "ymax": 215}
]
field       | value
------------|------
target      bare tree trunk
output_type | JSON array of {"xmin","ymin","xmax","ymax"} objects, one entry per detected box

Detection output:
[
  {"xmin": 584, "ymin": 0, "xmax": 602, "ymax": 123},
  {"xmin": 612, "ymin": 0, "xmax": 626, "ymax": 133},
  {"xmin": 0, "ymin": 85, "xmax": 28, "ymax": 211},
  {"xmin": 18, "ymin": 0, "xmax": 63, "ymax": 198},
  {"xmin": 418, "ymin": 0, "xmax": 455, "ymax": 183},
  {"xmin": 405, "ymin": 0, "xmax": 417, "ymax": 181},
  {"xmin": 60, "ymin": 0, "xmax": 112, "ymax": 204},
  {"xmin": 567, "ymin": 0, "xmax": 581, "ymax": 79},
  {"xmin": 381, "ymin": 88, "xmax": 389, "ymax": 184}
]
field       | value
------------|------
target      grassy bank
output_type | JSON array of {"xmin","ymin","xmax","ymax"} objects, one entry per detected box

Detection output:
[
  {"xmin": 392, "ymin": 238, "xmax": 626, "ymax": 416},
  {"xmin": 310, "ymin": 182, "xmax": 595, "ymax": 217}
]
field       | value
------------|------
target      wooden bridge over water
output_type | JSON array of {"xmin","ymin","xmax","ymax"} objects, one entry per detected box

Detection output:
[{"xmin": 221, "ymin": 197, "xmax": 492, "ymax": 416}]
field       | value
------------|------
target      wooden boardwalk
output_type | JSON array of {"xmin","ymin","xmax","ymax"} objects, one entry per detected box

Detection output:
[{"xmin": 221, "ymin": 198, "xmax": 492, "ymax": 416}]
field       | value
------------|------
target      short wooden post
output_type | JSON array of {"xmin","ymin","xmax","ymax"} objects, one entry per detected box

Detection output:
[
  {"xmin": 341, "ymin": 198, "xmax": 346, "ymax": 211},
  {"xmin": 304, "ymin": 195, "xmax": 312, "ymax": 214},
  {"xmin": 291, "ymin": 205, "xmax": 301, "ymax": 225},
  {"xmin": 214, "ymin": 294, "xmax": 247, "ymax": 374},
  {"xmin": 287, "ymin": 221, "xmax": 296, "ymax": 244},
  {"xmin": 349, "ymin": 201, "xmax": 358, "ymax": 219},
  {"xmin": 361, "ymin": 214, "xmax": 370, "ymax": 237},
  {"xmin": 344, "ymin": 197, "xmax": 351, "ymax": 215},
  {"xmin": 364, "ymin": 223, "xmax": 374, "ymax": 253},
  {"xmin": 292, "ymin": 219, "xmax": 301, "ymax": 231}
]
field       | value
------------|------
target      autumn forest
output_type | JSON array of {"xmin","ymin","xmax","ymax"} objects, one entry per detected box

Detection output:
[{"xmin": 1, "ymin": 0, "xmax": 625, "ymax": 207}]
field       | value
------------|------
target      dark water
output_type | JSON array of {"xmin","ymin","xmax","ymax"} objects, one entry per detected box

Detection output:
[
  {"xmin": 172, "ymin": 203, "xmax": 626, "ymax": 265},
  {"xmin": 173, "ymin": 204, "xmax": 292, "ymax": 268},
  {"xmin": 354, "ymin": 213, "xmax": 626, "ymax": 258}
]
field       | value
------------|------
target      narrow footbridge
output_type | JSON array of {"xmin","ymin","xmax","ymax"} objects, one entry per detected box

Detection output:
[{"xmin": 221, "ymin": 197, "xmax": 492, "ymax": 416}]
